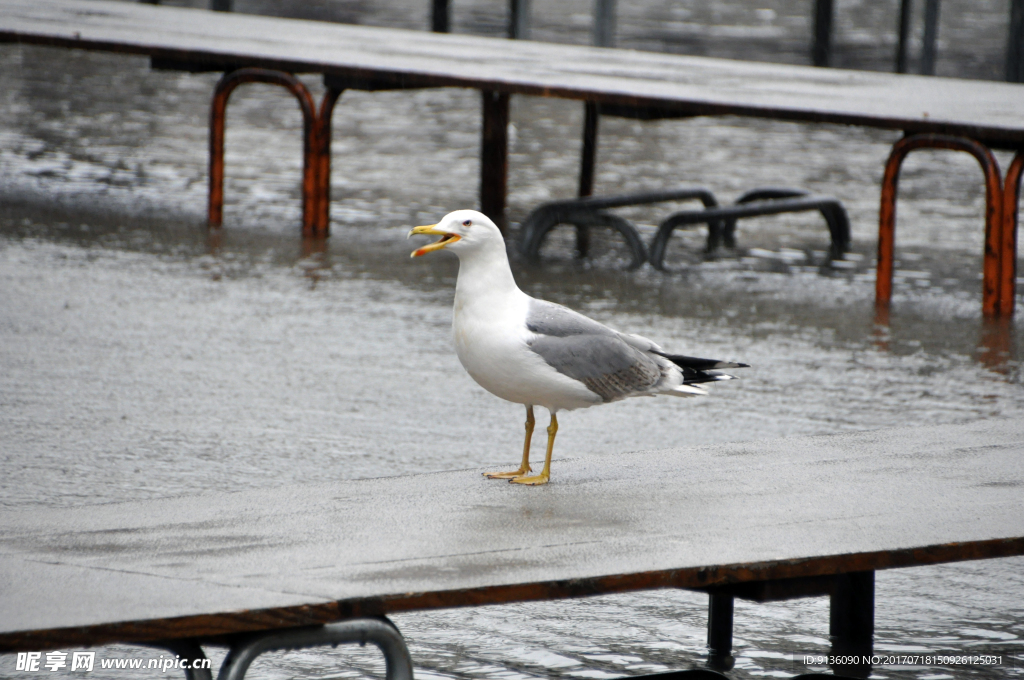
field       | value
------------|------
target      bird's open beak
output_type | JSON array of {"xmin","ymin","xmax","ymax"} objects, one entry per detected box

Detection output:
[{"xmin": 408, "ymin": 224, "xmax": 461, "ymax": 258}]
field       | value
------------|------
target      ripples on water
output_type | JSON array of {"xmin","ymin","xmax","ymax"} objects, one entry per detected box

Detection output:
[{"xmin": 1, "ymin": 0, "xmax": 1022, "ymax": 677}]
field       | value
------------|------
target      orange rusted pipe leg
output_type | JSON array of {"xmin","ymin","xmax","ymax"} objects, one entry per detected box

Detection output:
[
  {"xmin": 313, "ymin": 88, "xmax": 344, "ymax": 239},
  {"xmin": 1000, "ymin": 151, "xmax": 1023, "ymax": 317},
  {"xmin": 979, "ymin": 152, "xmax": 1005, "ymax": 318},
  {"xmin": 208, "ymin": 68, "xmax": 319, "ymax": 236},
  {"xmin": 209, "ymin": 81, "xmax": 229, "ymax": 228},
  {"xmin": 876, "ymin": 133, "xmax": 1003, "ymax": 316},
  {"xmin": 876, "ymin": 143, "xmax": 904, "ymax": 311}
]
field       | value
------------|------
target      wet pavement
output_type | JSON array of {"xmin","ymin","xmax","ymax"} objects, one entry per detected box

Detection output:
[{"xmin": 1, "ymin": 0, "xmax": 1023, "ymax": 677}]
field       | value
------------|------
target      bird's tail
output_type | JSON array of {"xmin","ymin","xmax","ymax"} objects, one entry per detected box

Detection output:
[{"xmin": 655, "ymin": 352, "xmax": 750, "ymax": 385}]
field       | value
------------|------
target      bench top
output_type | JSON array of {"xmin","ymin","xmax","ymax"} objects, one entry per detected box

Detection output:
[
  {"xmin": 3, "ymin": 0, "xmax": 1024, "ymax": 145},
  {"xmin": 1, "ymin": 419, "xmax": 1022, "ymax": 652}
]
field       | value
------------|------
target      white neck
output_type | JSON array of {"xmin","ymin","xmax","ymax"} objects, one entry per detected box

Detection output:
[{"xmin": 453, "ymin": 238, "xmax": 524, "ymax": 315}]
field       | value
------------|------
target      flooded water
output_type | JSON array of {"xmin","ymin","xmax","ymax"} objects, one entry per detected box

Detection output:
[{"xmin": 1, "ymin": 0, "xmax": 1023, "ymax": 678}]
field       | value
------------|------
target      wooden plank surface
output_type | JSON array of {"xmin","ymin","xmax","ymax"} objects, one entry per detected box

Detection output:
[
  {"xmin": 2, "ymin": 0, "xmax": 1024, "ymax": 145},
  {"xmin": 1, "ymin": 419, "xmax": 1023, "ymax": 652}
]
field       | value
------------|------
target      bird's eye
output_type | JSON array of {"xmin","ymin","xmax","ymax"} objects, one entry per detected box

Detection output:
[{"xmin": 462, "ymin": 219, "xmax": 472, "ymax": 227}]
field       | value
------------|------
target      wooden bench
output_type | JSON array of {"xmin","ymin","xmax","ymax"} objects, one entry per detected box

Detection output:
[
  {"xmin": 1, "ymin": 420, "xmax": 1023, "ymax": 679},
  {"xmin": 1, "ymin": 0, "xmax": 1022, "ymax": 317}
]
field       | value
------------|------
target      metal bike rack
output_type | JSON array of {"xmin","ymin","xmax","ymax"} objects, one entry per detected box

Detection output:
[
  {"xmin": 876, "ymin": 133, "xmax": 1006, "ymax": 317},
  {"xmin": 206, "ymin": 68, "xmax": 436, "ymax": 240},
  {"xmin": 217, "ymin": 618, "xmax": 414, "ymax": 680},
  {"xmin": 649, "ymin": 188, "xmax": 851, "ymax": 270},
  {"xmin": 207, "ymin": 68, "xmax": 324, "ymax": 237},
  {"xmin": 519, "ymin": 188, "xmax": 719, "ymax": 269}
]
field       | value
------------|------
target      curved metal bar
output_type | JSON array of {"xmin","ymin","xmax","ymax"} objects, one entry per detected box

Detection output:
[
  {"xmin": 209, "ymin": 68, "xmax": 318, "ymax": 236},
  {"xmin": 649, "ymin": 194, "xmax": 850, "ymax": 270},
  {"xmin": 520, "ymin": 207, "xmax": 647, "ymax": 268},
  {"xmin": 217, "ymin": 618, "xmax": 414, "ymax": 680},
  {"xmin": 519, "ymin": 188, "xmax": 718, "ymax": 267},
  {"xmin": 313, "ymin": 87, "xmax": 345, "ymax": 239},
  {"xmin": 876, "ymin": 133, "xmax": 1003, "ymax": 316},
  {"xmin": 1000, "ymin": 151, "xmax": 1023, "ymax": 316},
  {"xmin": 581, "ymin": 210, "xmax": 648, "ymax": 268},
  {"xmin": 719, "ymin": 187, "xmax": 809, "ymax": 250}
]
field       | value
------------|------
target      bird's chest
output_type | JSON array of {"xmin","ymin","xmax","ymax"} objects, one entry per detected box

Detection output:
[
  {"xmin": 451, "ymin": 297, "xmax": 535, "ymax": 398},
  {"xmin": 453, "ymin": 302, "xmax": 521, "ymax": 371}
]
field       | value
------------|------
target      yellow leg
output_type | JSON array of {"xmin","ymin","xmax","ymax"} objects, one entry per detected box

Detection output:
[
  {"xmin": 511, "ymin": 412, "xmax": 556, "ymax": 485},
  {"xmin": 484, "ymin": 405, "xmax": 534, "ymax": 479}
]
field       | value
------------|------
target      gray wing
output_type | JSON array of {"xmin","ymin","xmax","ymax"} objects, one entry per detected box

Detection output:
[{"xmin": 525, "ymin": 299, "xmax": 664, "ymax": 402}]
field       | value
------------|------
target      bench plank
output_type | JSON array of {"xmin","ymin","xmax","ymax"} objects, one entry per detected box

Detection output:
[
  {"xmin": 2, "ymin": 0, "xmax": 1024, "ymax": 145},
  {"xmin": 1, "ymin": 419, "xmax": 1022, "ymax": 652}
]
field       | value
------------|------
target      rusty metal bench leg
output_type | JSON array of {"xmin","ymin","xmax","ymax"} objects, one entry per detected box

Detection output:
[
  {"xmin": 208, "ymin": 68, "xmax": 319, "ymax": 237},
  {"xmin": 1000, "ymin": 150, "xmax": 1023, "ymax": 316},
  {"xmin": 705, "ymin": 593, "xmax": 734, "ymax": 672},
  {"xmin": 217, "ymin": 618, "xmax": 414, "ymax": 680},
  {"xmin": 480, "ymin": 90, "xmax": 510, "ymax": 234},
  {"xmin": 876, "ymin": 133, "xmax": 1004, "ymax": 317},
  {"xmin": 313, "ymin": 87, "xmax": 345, "ymax": 239},
  {"xmin": 829, "ymin": 571, "xmax": 874, "ymax": 679}
]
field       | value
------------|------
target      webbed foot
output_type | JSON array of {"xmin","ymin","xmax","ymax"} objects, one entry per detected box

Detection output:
[
  {"xmin": 483, "ymin": 467, "xmax": 531, "ymax": 479},
  {"xmin": 509, "ymin": 472, "xmax": 549, "ymax": 486}
]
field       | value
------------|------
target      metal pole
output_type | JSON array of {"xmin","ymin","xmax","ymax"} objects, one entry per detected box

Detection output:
[
  {"xmin": 920, "ymin": 0, "xmax": 940, "ymax": 75},
  {"xmin": 896, "ymin": 0, "xmax": 913, "ymax": 72},
  {"xmin": 706, "ymin": 593, "xmax": 735, "ymax": 671},
  {"xmin": 431, "ymin": 0, "xmax": 450, "ymax": 33},
  {"xmin": 578, "ymin": 102, "xmax": 599, "ymax": 198},
  {"xmin": 574, "ymin": 101, "xmax": 601, "ymax": 257},
  {"xmin": 830, "ymin": 571, "xmax": 874, "ymax": 678},
  {"xmin": 315, "ymin": 88, "xmax": 344, "ymax": 239},
  {"xmin": 1001, "ymin": 151, "xmax": 1023, "ymax": 315},
  {"xmin": 812, "ymin": 0, "xmax": 833, "ymax": 67},
  {"xmin": 480, "ymin": 91, "xmax": 509, "ymax": 233},
  {"xmin": 1008, "ymin": 0, "xmax": 1024, "ymax": 82},
  {"xmin": 581, "ymin": 0, "xmax": 615, "ymax": 256},
  {"xmin": 509, "ymin": 0, "xmax": 530, "ymax": 40},
  {"xmin": 593, "ymin": 0, "xmax": 616, "ymax": 47}
]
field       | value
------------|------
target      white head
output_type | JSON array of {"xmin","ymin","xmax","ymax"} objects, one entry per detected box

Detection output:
[{"xmin": 408, "ymin": 210, "xmax": 503, "ymax": 259}]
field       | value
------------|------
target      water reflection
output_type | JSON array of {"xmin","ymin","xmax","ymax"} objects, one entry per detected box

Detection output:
[
  {"xmin": 299, "ymin": 236, "xmax": 332, "ymax": 288},
  {"xmin": 978, "ymin": 316, "xmax": 1016, "ymax": 375}
]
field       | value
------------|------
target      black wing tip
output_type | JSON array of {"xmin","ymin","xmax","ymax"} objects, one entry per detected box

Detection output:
[{"xmin": 657, "ymin": 352, "xmax": 750, "ymax": 371}]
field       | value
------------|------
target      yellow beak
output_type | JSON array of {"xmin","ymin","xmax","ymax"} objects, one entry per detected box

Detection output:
[{"xmin": 409, "ymin": 224, "xmax": 461, "ymax": 258}]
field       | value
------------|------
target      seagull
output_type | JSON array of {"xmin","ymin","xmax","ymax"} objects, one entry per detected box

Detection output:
[{"xmin": 409, "ymin": 210, "xmax": 747, "ymax": 486}]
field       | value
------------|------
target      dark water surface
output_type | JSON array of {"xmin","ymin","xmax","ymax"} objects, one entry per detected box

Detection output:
[{"xmin": 1, "ymin": 0, "xmax": 1023, "ymax": 678}]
